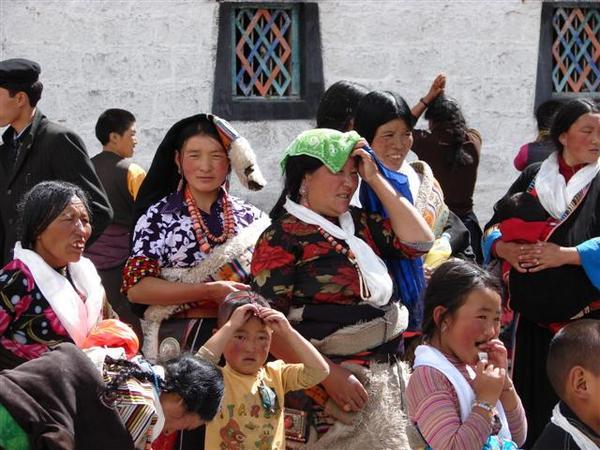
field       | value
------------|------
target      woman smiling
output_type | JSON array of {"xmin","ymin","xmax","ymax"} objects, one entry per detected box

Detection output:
[{"xmin": 251, "ymin": 129, "xmax": 433, "ymax": 448}]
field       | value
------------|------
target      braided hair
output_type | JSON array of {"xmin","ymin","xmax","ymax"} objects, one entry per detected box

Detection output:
[
  {"xmin": 424, "ymin": 95, "xmax": 474, "ymax": 170},
  {"xmin": 100, "ymin": 356, "xmax": 162, "ymax": 408},
  {"xmin": 100, "ymin": 353, "xmax": 224, "ymax": 422}
]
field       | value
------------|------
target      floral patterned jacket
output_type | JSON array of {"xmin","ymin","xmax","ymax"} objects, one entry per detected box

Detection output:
[
  {"xmin": 0, "ymin": 259, "xmax": 110, "ymax": 369},
  {"xmin": 251, "ymin": 207, "xmax": 429, "ymax": 316}
]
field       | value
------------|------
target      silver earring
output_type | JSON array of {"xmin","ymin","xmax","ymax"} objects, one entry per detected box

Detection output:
[{"xmin": 299, "ymin": 182, "xmax": 307, "ymax": 198}]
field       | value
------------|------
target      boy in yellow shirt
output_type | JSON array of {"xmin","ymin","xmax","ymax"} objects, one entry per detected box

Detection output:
[{"xmin": 197, "ymin": 291, "xmax": 329, "ymax": 449}]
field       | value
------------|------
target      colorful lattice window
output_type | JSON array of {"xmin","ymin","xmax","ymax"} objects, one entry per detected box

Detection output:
[
  {"xmin": 233, "ymin": 6, "xmax": 300, "ymax": 99},
  {"xmin": 552, "ymin": 6, "xmax": 600, "ymax": 93},
  {"xmin": 535, "ymin": 3, "xmax": 599, "ymax": 108},
  {"xmin": 213, "ymin": 2, "xmax": 324, "ymax": 121}
]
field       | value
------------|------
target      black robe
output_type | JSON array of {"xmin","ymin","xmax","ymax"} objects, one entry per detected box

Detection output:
[
  {"xmin": 0, "ymin": 343, "xmax": 135, "ymax": 450},
  {"xmin": 532, "ymin": 402, "xmax": 600, "ymax": 450},
  {"xmin": 485, "ymin": 162, "xmax": 600, "ymax": 448},
  {"xmin": 0, "ymin": 109, "xmax": 112, "ymax": 264}
]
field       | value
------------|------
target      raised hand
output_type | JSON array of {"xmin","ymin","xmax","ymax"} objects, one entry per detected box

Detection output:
[{"xmin": 472, "ymin": 360, "xmax": 506, "ymax": 405}]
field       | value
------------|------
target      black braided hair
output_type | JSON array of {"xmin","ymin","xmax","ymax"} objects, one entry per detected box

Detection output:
[
  {"xmin": 100, "ymin": 356, "xmax": 161, "ymax": 408},
  {"xmin": 424, "ymin": 95, "xmax": 474, "ymax": 170},
  {"xmin": 99, "ymin": 354, "xmax": 224, "ymax": 422}
]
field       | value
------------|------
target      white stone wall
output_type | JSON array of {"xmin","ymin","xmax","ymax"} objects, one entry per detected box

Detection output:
[{"xmin": 1, "ymin": 0, "xmax": 546, "ymax": 223}]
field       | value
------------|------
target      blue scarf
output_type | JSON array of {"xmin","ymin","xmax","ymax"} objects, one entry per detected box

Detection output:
[{"xmin": 358, "ymin": 146, "xmax": 426, "ymax": 331}]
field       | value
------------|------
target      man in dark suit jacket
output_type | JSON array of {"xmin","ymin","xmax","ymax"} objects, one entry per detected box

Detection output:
[{"xmin": 0, "ymin": 58, "xmax": 112, "ymax": 264}]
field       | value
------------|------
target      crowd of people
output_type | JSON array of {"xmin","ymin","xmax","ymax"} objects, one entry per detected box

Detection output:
[{"xmin": 0, "ymin": 56, "xmax": 599, "ymax": 450}]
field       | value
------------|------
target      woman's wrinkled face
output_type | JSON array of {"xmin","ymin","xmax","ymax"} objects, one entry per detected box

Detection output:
[
  {"xmin": 371, "ymin": 118, "xmax": 413, "ymax": 171},
  {"xmin": 303, "ymin": 158, "xmax": 359, "ymax": 217},
  {"xmin": 560, "ymin": 112, "xmax": 600, "ymax": 166},
  {"xmin": 160, "ymin": 393, "xmax": 204, "ymax": 434},
  {"xmin": 176, "ymin": 134, "xmax": 229, "ymax": 198},
  {"xmin": 34, "ymin": 196, "xmax": 91, "ymax": 268},
  {"xmin": 439, "ymin": 287, "xmax": 502, "ymax": 365}
]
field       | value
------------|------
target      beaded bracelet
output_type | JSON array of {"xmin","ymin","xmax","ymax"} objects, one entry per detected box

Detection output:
[{"xmin": 472, "ymin": 400, "xmax": 495, "ymax": 416}]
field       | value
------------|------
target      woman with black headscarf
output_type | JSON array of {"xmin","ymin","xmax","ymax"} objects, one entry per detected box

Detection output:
[{"xmin": 122, "ymin": 114, "xmax": 269, "ymax": 364}]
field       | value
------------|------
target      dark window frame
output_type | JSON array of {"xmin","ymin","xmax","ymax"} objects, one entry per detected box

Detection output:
[
  {"xmin": 212, "ymin": 1, "xmax": 324, "ymax": 121},
  {"xmin": 535, "ymin": 2, "xmax": 600, "ymax": 110}
]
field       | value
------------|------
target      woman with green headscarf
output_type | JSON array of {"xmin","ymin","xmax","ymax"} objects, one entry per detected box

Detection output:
[{"xmin": 250, "ymin": 129, "xmax": 433, "ymax": 449}]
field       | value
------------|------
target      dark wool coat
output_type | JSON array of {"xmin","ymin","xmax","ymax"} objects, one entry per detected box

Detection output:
[
  {"xmin": 0, "ymin": 343, "xmax": 135, "ymax": 450},
  {"xmin": 0, "ymin": 109, "xmax": 112, "ymax": 264}
]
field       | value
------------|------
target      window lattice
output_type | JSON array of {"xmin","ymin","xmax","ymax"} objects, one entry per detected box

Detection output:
[
  {"xmin": 233, "ymin": 6, "xmax": 299, "ymax": 98},
  {"xmin": 552, "ymin": 7, "xmax": 600, "ymax": 93}
]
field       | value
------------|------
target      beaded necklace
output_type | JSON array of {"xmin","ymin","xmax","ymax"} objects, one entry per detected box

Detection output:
[
  {"xmin": 184, "ymin": 186, "xmax": 236, "ymax": 253},
  {"xmin": 318, "ymin": 227, "xmax": 371, "ymax": 300}
]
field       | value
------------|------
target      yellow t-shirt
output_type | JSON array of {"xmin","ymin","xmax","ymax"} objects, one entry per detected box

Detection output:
[
  {"xmin": 203, "ymin": 356, "xmax": 326, "ymax": 450},
  {"xmin": 126, "ymin": 163, "xmax": 146, "ymax": 200}
]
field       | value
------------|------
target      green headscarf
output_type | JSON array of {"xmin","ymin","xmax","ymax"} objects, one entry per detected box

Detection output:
[{"xmin": 280, "ymin": 128, "xmax": 362, "ymax": 174}]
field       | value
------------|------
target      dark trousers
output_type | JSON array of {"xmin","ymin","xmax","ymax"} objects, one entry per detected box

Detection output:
[{"xmin": 513, "ymin": 316, "xmax": 557, "ymax": 449}]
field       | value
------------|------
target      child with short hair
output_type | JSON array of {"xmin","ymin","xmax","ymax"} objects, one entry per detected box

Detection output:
[
  {"xmin": 533, "ymin": 319, "xmax": 600, "ymax": 449},
  {"xmin": 85, "ymin": 108, "xmax": 146, "ymax": 337},
  {"xmin": 492, "ymin": 192, "xmax": 550, "ymax": 357},
  {"xmin": 406, "ymin": 259, "xmax": 527, "ymax": 450},
  {"xmin": 495, "ymin": 192, "xmax": 550, "ymax": 269},
  {"xmin": 197, "ymin": 291, "xmax": 329, "ymax": 450}
]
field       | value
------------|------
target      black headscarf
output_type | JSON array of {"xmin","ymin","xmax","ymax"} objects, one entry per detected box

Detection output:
[
  {"xmin": 133, "ymin": 114, "xmax": 210, "ymax": 227},
  {"xmin": 133, "ymin": 113, "xmax": 266, "ymax": 230}
]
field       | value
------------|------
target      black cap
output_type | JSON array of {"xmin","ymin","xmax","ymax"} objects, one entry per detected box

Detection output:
[{"xmin": 0, "ymin": 58, "xmax": 41, "ymax": 88}]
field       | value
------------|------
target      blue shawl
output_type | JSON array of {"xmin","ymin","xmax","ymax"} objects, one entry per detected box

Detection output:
[{"xmin": 358, "ymin": 146, "xmax": 426, "ymax": 331}]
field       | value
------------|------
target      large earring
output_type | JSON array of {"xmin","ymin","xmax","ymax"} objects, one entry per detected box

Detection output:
[
  {"xmin": 299, "ymin": 182, "xmax": 307, "ymax": 198},
  {"xmin": 299, "ymin": 182, "xmax": 310, "ymax": 207}
]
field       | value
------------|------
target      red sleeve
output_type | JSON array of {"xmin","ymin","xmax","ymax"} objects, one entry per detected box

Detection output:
[{"xmin": 513, "ymin": 144, "xmax": 529, "ymax": 171}]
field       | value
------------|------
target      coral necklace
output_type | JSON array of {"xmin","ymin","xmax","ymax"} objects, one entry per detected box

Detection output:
[
  {"xmin": 317, "ymin": 227, "xmax": 371, "ymax": 300},
  {"xmin": 184, "ymin": 186, "xmax": 236, "ymax": 253}
]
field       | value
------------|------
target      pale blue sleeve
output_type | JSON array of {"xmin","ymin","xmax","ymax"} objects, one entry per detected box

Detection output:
[{"xmin": 576, "ymin": 237, "xmax": 600, "ymax": 290}]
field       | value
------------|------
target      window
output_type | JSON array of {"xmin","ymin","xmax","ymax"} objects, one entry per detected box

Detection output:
[
  {"xmin": 535, "ymin": 2, "xmax": 599, "ymax": 108},
  {"xmin": 213, "ymin": 2, "xmax": 324, "ymax": 121}
]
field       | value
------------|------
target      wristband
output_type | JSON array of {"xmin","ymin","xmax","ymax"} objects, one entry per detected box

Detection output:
[
  {"xmin": 419, "ymin": 97, "xmax": 429, "ymax": 107},
  {"xmin": 472, "ymin": 400, "xmax": 495, "ymax": 416}
]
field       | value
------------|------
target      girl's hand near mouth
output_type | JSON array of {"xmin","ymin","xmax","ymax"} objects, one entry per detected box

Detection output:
[{"xmin": 477, "ymin": 338, "xmax": 508, "ymax": 372}]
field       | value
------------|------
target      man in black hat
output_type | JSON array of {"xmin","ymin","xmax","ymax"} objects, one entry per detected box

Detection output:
[{"xmin": 0, "ymin": 58, "xmax": 112, "ymax": 264}]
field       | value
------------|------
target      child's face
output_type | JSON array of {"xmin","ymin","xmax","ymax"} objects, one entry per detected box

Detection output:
[
  {"xmin": 223, "ymin": 316, "xmax": 272, "ymax": 375},
  {"xmin": 581, "ymin": 370, "xmax": 600, "ymax": 434},
  {"xmin": 441, "ymin": 287, "xmax": 502, "ymax": 365}
]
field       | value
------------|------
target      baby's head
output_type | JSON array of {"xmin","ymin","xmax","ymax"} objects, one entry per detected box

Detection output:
[
  {"xmin": 495, "ymin": 192, "xmax": 547, "ymax": 223},
  {"xmin": 547, "ymin": 319, "xmax": 600, "ymax": 433},
  {"xmin": 217, "ymin": 291, "xmax": 272, "ymax": 375}
]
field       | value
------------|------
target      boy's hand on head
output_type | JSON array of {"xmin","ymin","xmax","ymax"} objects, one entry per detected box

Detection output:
[
  {"xmin": 227, "ymin": 303, "xmax": 258, "ymax": 330},
  {"xmin": 256, "ymin": 307, "xmax": 292, "ymax": 335}
]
